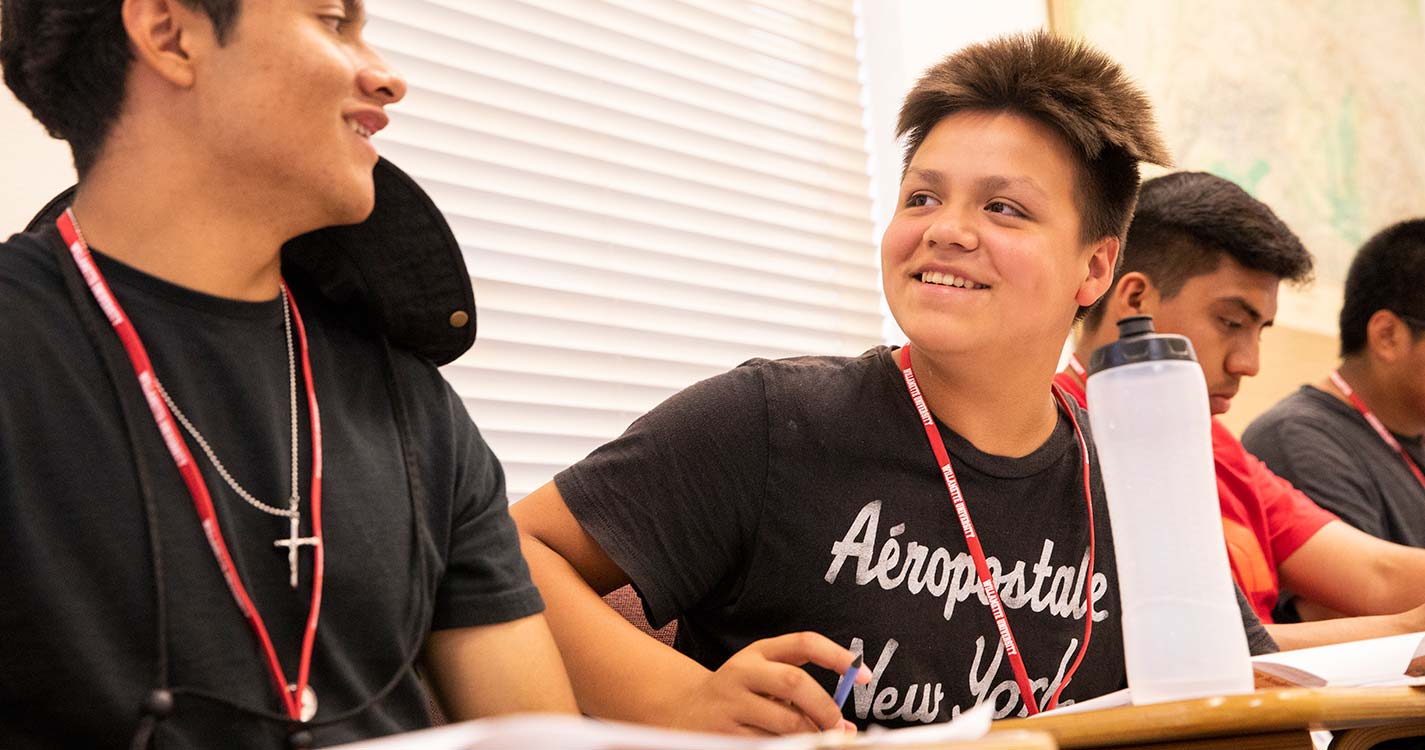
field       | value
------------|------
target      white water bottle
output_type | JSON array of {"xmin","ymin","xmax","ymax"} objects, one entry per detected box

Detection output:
[{"xmin": 1085, "ymin": 315, "xmax": 1253, "ymax": 704}]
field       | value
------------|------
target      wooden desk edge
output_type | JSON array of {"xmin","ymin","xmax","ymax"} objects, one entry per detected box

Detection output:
[
  {"xmin": 987, "ymin": 686, "xmax": 1425, "ymax": 748},
  {"xmin": 881, "ymin": 729, "xmax": 1058, "ymax": 750}
]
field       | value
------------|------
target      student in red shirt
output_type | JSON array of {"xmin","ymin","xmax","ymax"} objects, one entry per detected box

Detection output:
[{"xmin": 1060, "ymin": 171, "xmax": 1425, "ymax": 650}]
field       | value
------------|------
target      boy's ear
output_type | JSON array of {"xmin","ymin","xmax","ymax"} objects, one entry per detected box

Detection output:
[
  {"xmin": 1112, "ymin": 272, "xmax": 1158, "ymax": 316},
  {"xmin": 1365, "ymin": 309, "xmax": 1411, "ymax": 364},
  {"xmin": 122, "ymin": 0, "xmax": 213, "ymax": 89},
  {"xmin": 1074, "ymin": 236, "xmax": 1120, "ymax": 308},
  {"xmin": 1089, "ymin": 271, "xmax": 1153, "ymax": 331}
]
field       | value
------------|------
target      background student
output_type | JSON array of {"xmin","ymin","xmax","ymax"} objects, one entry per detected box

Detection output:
[
  {"xmin": 1244, "ymin": 220, "xmax": 1425, "ymax": 552},
  {"xmin": 1063, "ymin": 172, "xmax": 1425, "ymax": 649}
]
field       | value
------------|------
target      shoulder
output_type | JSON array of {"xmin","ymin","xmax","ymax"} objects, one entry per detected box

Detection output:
[
  {"xmin": 644, "ymin": 347, "xmax": 890, "ymax": 421},
  {"xmin": 1243, "ymin": 387, "xmax": 1352, "ymax": 449},
  {"xmin": 749, "ymin": 346, "xmax": 896, "ymax": 408},
  {"xmin": 1212, "ymin": 418, "xmax": 1254, "ymax": 469},
  {"xmin": 0, "ymin": 226, "xmax": 68, "ymax": 309},
  {"xmin": 1248, "ymin": 387, "xmax": 1346, "ymax": 429},
  {"xmin": 0, "ymin": 226, "xmax": 88, "ymax": 359},
  {"xmin": 293, "ymin": 283, "xmax": 468, "ymax": 447}
]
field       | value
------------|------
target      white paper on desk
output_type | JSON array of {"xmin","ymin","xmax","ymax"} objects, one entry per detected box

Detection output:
[
  {"xmin": 1029, "ymin": 687, "xmax": 1132, "ymax": 717},
  {"xmin": 1030, "ymin": 633, "xmax": 1425, "ymax": 718},
  {"xmin": 329, "ymin": 704, "xmax": 993, "ymax": 750},
  {"xmin": 329, "ymin": 714, "xmax": 789, "ymax": 750},
  {"xmin": 844, "ymin": 701, "xmax": 993, "ymax": 747},
  {"xmin": 1251, "ymin": 631, "xmax": 1425, "ymax": 687}
]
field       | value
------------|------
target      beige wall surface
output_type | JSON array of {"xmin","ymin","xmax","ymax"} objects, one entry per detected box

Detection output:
[
  {"xmin": 1053, "ymin": 0, "xmax": 1425, "ymax": 337},
  {"xmin": 0, "ymin": 85, "xmax": 75, "ymax": 234}
]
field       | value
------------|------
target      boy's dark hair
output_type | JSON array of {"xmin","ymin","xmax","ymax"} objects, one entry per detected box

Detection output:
[
  {"xmin": 1339, "ymin": 219, "xmax": 1425, "ymax": 356},
  {"xmin": 1082, "ymin": 171, "xmax": 1314, "ymax": 330},
  {"xmin": 898, "ymin": 30, "xmax": 1171, "ymax": 251},
  {"xmin": 1, "ymin": 0, "xmax": 241, "ymax": 176}
]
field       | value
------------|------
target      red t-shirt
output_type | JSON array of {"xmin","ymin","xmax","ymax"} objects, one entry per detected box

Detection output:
[{"xmin": 1054, "ymin": 370, "xmax": 1337, "ymax": 622}]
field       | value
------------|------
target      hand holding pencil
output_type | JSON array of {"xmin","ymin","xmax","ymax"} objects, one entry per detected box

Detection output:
[{"xmin": 666, "ymin": 632, "xmax": 869, "ymax": 735}]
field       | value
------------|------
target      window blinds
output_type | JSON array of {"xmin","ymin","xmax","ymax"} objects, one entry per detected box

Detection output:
[{"xmin": 366, "ymin": 0, "xmax": 880, "ymax": 498}]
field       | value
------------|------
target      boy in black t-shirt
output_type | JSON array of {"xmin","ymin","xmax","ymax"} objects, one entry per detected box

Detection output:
[
  {"xmin": 515, "ymin": 32, "xmax": 1268, "ymax": 731},
  {"xmin": 0, "ymin": 1, "xmax": 575, "ymax": 748}
]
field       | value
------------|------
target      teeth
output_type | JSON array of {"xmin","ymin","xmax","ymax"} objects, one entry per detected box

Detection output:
[
  {"xmin": 346, "ymin": 118, "xmax": 372, "ymax": 138},
  {"xmin": 919, "ymin": 271, "xmax": 986, "ymax": 289}
]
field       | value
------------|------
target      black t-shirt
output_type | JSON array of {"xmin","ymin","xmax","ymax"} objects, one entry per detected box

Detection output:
[
  {"xmin": 1244, "ymin": 385, "xmax": 1425, "ymax": 548},
  {"xmin": 557, "ymin": 348, "xmax": 1273, "ymax": 726},
  {"xmin": 0, "ymin": 226, "xmax": 543, "ymax": 748}
]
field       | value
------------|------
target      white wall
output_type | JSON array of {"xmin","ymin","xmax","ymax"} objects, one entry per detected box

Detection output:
[
  {"xmin": 0, "ymin": 85, "xmax": 75, "ymax": 233},
  {"xmin": 857, "ymin": 0, "xmax": 1049, "ymax": 343}
]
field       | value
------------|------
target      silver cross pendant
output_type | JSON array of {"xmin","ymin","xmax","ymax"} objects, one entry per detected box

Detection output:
[{"xmin": 273, "ymin": 507, "xmax": 321, "ymax": 589}]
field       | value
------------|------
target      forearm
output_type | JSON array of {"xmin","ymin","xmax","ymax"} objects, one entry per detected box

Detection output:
[
  {"xmin": 1265, "ymin": 611, "xmax": 1420, "ymax": 651},
  {"xmin": 520, "ymin": 534, "xmax": 710, "ymax": 725},
  {"xmin": 1278, "ymin": 522, "xmax": 1425, "ymax": 617},
  {"xmin": 422, "ymin": 614, "xmax": 578, "ymax": 720},
  {"xmin": 1363, "ymin": 550, "xmax": 1425, "ymax": 614}
]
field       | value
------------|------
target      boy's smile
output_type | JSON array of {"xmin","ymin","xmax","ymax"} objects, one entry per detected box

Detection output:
[
  {"xmin": 193, "ymin": 0, "xmax": 406, "ymax": 230},
  {"xmin": 882, "ymin": 109, "xmax": 1105, "ymax": 361}
]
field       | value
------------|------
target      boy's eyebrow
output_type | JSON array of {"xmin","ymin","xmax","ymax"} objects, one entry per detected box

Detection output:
[
  {"xmin": 344, "ymin": 0, "xmax": 365, "ymax": 20},
  {"xmin": 903, "ymin": 170, "xmax": 1048, "ymax": 200},
  {"xmin": 976, "ymin": 175, "xmax": 1048, "ymax": 200},
  {"xmin": 1220, "ymin": 296, "xmax": 1269, "ymax": 326},
  {"xmin": 904, "ymin": 167, "xmax": 944, "ymax": 187}
]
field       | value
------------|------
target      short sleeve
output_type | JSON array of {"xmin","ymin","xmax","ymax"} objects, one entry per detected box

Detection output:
[
  {"xmin": 1242, "ymin": 450, "xmax": 1338, "ymax": 566},
  {"xmin": 1245, "ymin": 420, "xmax": 1385, "ymax": 539},
  {"xmin": 555, "ymin": 364, "xmax": 769, "ymax": 628},
  {"xmin": 431, "ymin": 386, "xmax": 544, "ymax": 630}
]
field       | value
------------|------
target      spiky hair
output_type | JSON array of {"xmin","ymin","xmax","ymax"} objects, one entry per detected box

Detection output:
[{"xmin": 897, "ymin": 30, "xmax": 1171, "ymax": 247}]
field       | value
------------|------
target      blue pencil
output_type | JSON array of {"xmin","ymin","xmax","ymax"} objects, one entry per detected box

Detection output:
[{"xmin": 831, "ymin": 654, "xmax": 862, "ymax": 709}]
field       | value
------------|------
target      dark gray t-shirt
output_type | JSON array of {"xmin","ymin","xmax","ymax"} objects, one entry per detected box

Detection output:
[
  {"xmin": 1244, "ymin": 385, "xmax": 1425, "ymax": 548},
  {"xmin": 557, "ymin": 348, "xmax": 1273, "ymax": 726},
  {"xmin": 0, "ymin": 226, "xmax": 543, "ymax": 748}
]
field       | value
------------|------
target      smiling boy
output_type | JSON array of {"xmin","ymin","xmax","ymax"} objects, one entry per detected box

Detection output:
[
  {"xmin": 0, "ymin": 1, "xmax": 574, "ymax": 747},
  {"xmin": 513, "ymin": 32, "xmax": 1273, "ymax": 732}
]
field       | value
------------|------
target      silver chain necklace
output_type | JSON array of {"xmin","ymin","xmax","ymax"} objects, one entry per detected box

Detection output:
[
  {"xmin": 155, "ymin": 289, "xmax": 298, "ymax": 519},
  {"xmin": 69, "ymin": 213, "xmax": 317, "ymax": 591},
  {"xmin": 153, "ymin": 287, "xmax": 317, "ymax": 588}
]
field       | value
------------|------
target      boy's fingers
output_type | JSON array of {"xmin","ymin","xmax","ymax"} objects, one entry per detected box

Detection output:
[
  {"xmin": 733, "ymin": 692, "xmax": 821, "ymax": 736},
  {"xmin": 755, "ymin": 632, "xmax": 860, "ymax": 674},
  {"xmin": 742, "ymin": 662, "xmax": 845, "ymax": 730}
]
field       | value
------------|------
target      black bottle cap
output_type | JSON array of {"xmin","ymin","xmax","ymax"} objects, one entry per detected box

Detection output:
[
  {"xmin": 1086, "ymin": 314, "xmax": 1197, "ymax": 376},
  {"xmin": 288, "ymin": 729, "xmax": 314, "ymax": 749},
  {"xmin": 141, "ymin": 689, "xmax": 175, "ymax": 718}
]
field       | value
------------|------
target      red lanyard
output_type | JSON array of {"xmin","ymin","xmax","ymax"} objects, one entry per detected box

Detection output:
[
  {"xmin": 1067, "ymin": 354, "xmax": 1088, "ymax": 386},
  {"xmin": 1330, "ymin": 370, "xmax": 1425, "ymax": 491},
  {"xmin": 57, "ymin": 209, "xmax": 325, "ymax": 721},
  {"xmin": 897, "ymin": 345, "xmax": 1095, "ymax": 714}
]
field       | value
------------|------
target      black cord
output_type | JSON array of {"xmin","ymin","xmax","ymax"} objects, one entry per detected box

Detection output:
[{"xmin": 48, "ymin": 232, "xmax": 177, "ymax": 741}]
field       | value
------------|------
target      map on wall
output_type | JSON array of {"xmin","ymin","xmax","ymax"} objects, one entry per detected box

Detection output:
[{"xmin": 1054, "ymin": 0, "xmax": 1425, "ymax": 332}]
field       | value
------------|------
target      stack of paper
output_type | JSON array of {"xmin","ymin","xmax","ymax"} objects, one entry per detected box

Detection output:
[
  {"xmin": 1035, "ymin": 631, "xmax": 1425, "ymax": 716},
  {"xmin": 1250, "ymin": 631, "xmax": 1425, "ymax": 688},
  {"xmin": 333, "ymin": 702, "xmax": 995, "ymax": 750}
]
